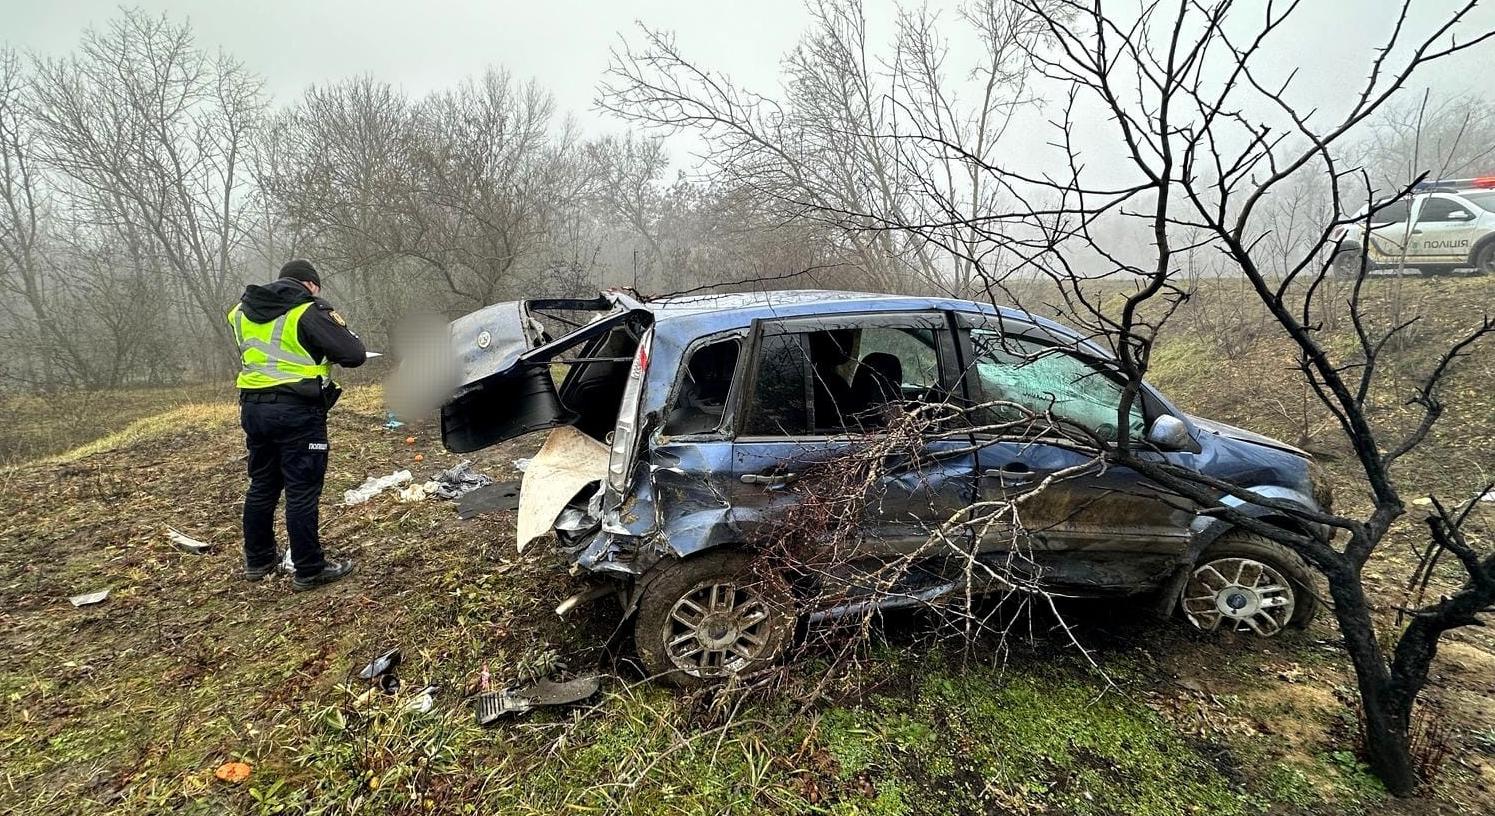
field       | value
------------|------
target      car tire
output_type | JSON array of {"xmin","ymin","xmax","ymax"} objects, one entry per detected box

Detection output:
[
  {"xmin": 1180, "ymin": 531, "xmax": 1318, "ymax": 637},
  {"xmin": 1473, "ymin": 241, "xmax": 1495, "ymax": 277},
  {"xmin": 634, "ymin": 550, "xmax": 794, "ymax": 687},
  {"xmin": 1331, "ymin": 246, "xmax": 1369, "ymax": 278}
]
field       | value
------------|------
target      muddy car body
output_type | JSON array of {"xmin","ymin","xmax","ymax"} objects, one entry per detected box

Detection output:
[{"xmin": 440, "ymin": 290, "xmax": 1327, "ymax": 681}]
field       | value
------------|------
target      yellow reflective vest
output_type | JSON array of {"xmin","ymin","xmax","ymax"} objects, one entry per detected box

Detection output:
[{"xmin": 227, "ymin": 302, "xmax": 332, "ymax": 390}]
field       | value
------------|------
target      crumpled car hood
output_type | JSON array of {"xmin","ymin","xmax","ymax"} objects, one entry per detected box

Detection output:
[{"xmin": 1187, "ymin": 414, "xmax": 1306, "ymax": 457}]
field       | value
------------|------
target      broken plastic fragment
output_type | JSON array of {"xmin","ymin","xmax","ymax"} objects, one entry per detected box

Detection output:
[
  {"xmin": 358, "ymin": 648, "xmax": 402, "ymax": 680},
  {"xmin": 516, "ymin": 427, "xmax": 609, "ymax": 552},
  {"xmin": 166, "ymin": 527, "xmax": 212, "ymax": 554},
  {"xmin": 69, "ymin": 589, "xmax": 110, "ymax": 607},
  {"xmin": 383, "ymin": 411, "xmax": 405, "ymax": 430},
  {"xmin": 343, "ymin": 470, "xmax": 413, "ymax": 505},
  {"xmin": 457, "ymin": 481, "xmax": 522, "ymax": 519},
  {"xmin": 474, "ymin": 675, "xmax": 603, "ymax": 725},
  {"xmin": 403, "ymin": 685, "xmax": 438, "ymax": 714}
]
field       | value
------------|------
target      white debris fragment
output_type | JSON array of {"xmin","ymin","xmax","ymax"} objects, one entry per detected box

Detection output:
[
  {"xmin": 166, "ymin": 527, "xmax": 212, "ymax": 554},
  {"xmin": 343, "ymin": 470, "xmax": 414, "ymax": 505},
  {"xmin": 70, "ymin": 589, "xmax": 110, "ymax": 607},
  {"xmin": 512, "ymin": 458, "xmax": 532, "ymax": 473}
]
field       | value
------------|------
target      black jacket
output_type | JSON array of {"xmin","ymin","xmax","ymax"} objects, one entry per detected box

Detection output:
[{"xmin": 235, "ymin": 278, "xmax": 366, "ymax": 400}]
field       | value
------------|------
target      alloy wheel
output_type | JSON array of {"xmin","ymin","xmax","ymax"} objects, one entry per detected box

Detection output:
[
  {"xmin": 1182, "ymin": 556, "xmax": 1296, "ymax": 636},
  {"xmin": 663, "ymin": 579, "xmax": 779, "ymax": 677}
]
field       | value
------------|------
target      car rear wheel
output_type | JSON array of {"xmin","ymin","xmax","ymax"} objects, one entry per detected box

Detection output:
[
  {"xmin": 634, "ymin": 551, "xmax": 794, "ymax": 686},
  {"xmin": 1181, "ymin": 531, "xmax": 1317, "ymax": 637}
]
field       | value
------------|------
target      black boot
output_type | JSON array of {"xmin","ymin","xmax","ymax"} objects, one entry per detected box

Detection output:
[{"xmin": 292, "ymin": 559, "xmax": 356, "ymax": 592}]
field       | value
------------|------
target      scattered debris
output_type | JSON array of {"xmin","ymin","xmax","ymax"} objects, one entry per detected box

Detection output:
[
  {"xmin": 516, "ymin": 427, "xmax": 608, "ymax": 552},
  {"xmin": 403, "ymin": 685, "xmax": 438, "ymax": 714},
  {"xmin": 513, "ymin": 457, "xmax": 533, "ymax": 473},
  {"xmin": 397, "ymin": 482, "xmax": 433, "ymax": 503},
  {"xmin": 382, "ymin": 411, "xmax": 405, "ymax": 430},
  {"xmin": 343, "ymin": 470, "xmax": 413, "ymax": 505},
  {"xmin": 474, "ymin": 675, "xmax": 603, "ymax": 725},
  {"xmin": 166, "ymin": 527, "xmax": 212, "ymax": 554},
  {"xmin": 555, "ymin": 584, "xmax": 613, "ymax": 617},
  {"xmin": 428, "ymin": 460, "xmax": 493, "ymax": 500},
  {"xmin": 279, "ymin": 550, "xmax": 295, "ymax": 575},
  {"xmin": 358, "ymin": 648, "xmax": 402, "ymax": 680},
  {"xmin": 213, "ymin": 761, "xmax": 252, "ymax": 784},
  {"xmin": 457, "ymin": 480, "xmax": 522, "ymax": 519},
  {"xmin": 69, "ymin": 589, "xmax": 110, "ymax": 607}
]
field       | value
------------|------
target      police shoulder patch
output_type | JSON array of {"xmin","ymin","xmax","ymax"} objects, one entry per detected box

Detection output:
[{"xmin": 328, "ymin": 310, "xmax": 347, "ymax": 327}]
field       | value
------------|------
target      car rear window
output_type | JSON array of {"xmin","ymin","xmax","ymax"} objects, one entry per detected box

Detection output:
[{"xmin": 664, "ymin": 338, "xmax": 741, "ymax": 435}]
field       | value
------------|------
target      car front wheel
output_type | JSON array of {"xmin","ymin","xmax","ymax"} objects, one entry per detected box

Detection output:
[
  {"xmin": 1181, "ymin": 531, "xmax": 1318, "ymax": 637},
  {"xmin": 634, "ymin": 551, "xmax": 794, "ymax": 686},
  {"xmin": 1473, "ymin": 242, "xmax": 1495, "ymax": 276}
]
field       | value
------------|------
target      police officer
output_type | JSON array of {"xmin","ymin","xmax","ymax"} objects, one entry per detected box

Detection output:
[{"xmin": 230, "ymin": 260, "xmax": 366, "ymax": 591}]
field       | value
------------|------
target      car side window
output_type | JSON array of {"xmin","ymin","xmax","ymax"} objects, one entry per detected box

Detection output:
[
  {"xmin": 967, "ymin": 329, "xmax": 1144, "ymax": 442},
  {"xmin": 1370, "ymin": 199, "xmax": 1411, "ymax": 225},
  {"xmin": 742, "ymin": 334, "xmax": 811, "ymax": 435},
  {"xmin": 664, "ymin": 337, "xmax": 741, "ymax": 436},
  {"xmin": 1415, "ymin": 196, "xmax": 1468, "ymax": 223},
  {"xmin": 741, "ymin": 320, "xmax": 950, "ymax": 436}
]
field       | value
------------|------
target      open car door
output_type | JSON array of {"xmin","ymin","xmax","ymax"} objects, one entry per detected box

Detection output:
[{"xmin": 440, "ymin": 294, "xmax": 650, "ymax": 453}]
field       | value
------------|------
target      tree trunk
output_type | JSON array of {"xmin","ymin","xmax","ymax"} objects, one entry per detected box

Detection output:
[{"xmin": 1326, "ymin": 567, "xmax": 1419, "ymax": 795}]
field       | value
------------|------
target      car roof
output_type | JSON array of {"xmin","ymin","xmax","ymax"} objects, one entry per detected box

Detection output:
[{"xmin": 627, "ymin": 288, "xmax": 1104, "ymax": 353}]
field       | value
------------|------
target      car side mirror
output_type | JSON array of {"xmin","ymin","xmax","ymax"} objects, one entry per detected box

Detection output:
[{"xmin": 1147, "ymin": 414, "xmax": 1198, "ymax": 452}]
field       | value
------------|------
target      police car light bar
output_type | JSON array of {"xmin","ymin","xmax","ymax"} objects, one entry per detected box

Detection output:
[{"xmin": 1412, "ymin": 176, "xmax": 1495, "ymax": 192}]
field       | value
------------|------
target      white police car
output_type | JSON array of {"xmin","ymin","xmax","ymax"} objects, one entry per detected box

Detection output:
[{"xmin": 1330, "ymin": 177, "xmax": 1495, "ymax": 276}]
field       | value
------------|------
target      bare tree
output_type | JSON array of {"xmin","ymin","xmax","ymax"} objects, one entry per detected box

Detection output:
[
  {"xmin": 704, "ymin": 0, "xmax": 1495, "ymax": 795},
  {"xmin": 600, "ymin": 0, "xmax": 1063, "ymax": 296},
  {"xmin": 25, "ymin": 10, "xmax": 264, "ymax": 372}
]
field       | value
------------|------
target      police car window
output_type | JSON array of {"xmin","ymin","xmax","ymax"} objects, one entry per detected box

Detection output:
[
  {"xmin": 1461, "ymin": 190, "xmax": 1495, "ymax": 211},
  {"xmin": 664, "ymin": 338, "xmax": 741, "ymax": 436},
  {"xmin": 1370, "ymin": 200, "xmax": 1411, "ymax": 224},
  {"xmin": 968, "ymin": 329, "xmax": 1144, "ymax": 442},
  {"xmin": 1416, "ymin": 197, "xmax": 1469, "ymax": 223}
]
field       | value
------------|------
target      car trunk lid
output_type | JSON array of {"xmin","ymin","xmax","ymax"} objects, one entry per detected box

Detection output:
[{"xmin": 441, "ymin": 294, "xmax": 650, "ymax": 453}]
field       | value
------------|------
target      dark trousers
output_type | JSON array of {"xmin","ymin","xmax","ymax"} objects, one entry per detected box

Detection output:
[{"xmin": 241, "ymin": 400, "xmax": 329, "ymax": 578}]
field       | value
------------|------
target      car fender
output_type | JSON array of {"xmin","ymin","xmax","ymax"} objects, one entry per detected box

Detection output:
[{"xmin": 1148, "ymin": 484, "xmax": 1321, "ymax": 618}]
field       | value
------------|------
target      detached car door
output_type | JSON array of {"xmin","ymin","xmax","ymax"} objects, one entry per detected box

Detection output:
[
  {"xmin": 956, "ymin": 314, "xmax": 1193, "ymax": 590},
  {"xmin": 729, "ymin": 311, "xmax": 976, "ymax": 557}
]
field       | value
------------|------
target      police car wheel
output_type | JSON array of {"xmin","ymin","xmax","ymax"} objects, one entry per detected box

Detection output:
[
  {"xmin": 1331, "ymin": 248, "xmax": 1365, "ymax": 278},
  {"xmin": 1474, "ymin": 242, "xmax": 1495, "ymax": 276}
]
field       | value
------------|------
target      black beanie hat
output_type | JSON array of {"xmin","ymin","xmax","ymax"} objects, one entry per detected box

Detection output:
[{"xmin": 278, "ymin": 259, "xmax": 321, "ymax": 287}]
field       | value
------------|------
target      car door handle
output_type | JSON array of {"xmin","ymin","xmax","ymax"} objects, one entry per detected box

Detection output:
[
  {"xmin": 1410, "ymin": 228, "xmax": 1423, "ymax": 234},
  {"xmin": 740, "ymin": 472, "xmax": 799, "ymax": 487},
  {"xmin": 982, "ymin": 463, "xmax": 1033, "ymax": 485}
]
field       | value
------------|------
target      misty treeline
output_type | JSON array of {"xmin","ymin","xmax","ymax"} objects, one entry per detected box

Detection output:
[{"xmin": 2, "ymin": 2, "xmax": 1493, "ymax": 390}]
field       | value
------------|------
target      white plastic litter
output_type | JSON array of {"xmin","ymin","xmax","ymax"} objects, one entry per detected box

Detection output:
[
  {"xmin": 344, "ymin": 470, "xmax": 414, "ymax": 505},
  {"xmin": 166, "ymin": 527, "xmax": 212, "ymax": 554},
  {"xmin": 70, "ymin": 588, "xmax": 110, "ymax": 607},
  {"xmin": 280, "ymin": 549, "xmax": 295, "ymax": 574},
  {"xmin": 398, "ymin": 482, "xmax": 441, "ymax": 503},
  {"xmin": 513, "ymin": 458, "xmax": 532, "ymax": 473}
]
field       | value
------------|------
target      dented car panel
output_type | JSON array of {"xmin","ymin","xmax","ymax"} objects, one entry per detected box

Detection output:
[{"xmin": 437, "ymin": 289, "xmax": 1326, "ymax": 617}]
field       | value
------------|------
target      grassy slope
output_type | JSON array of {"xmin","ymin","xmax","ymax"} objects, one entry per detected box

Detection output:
[{"xmin": 0, "ymin": 278, "xmax": 1491, "ymax": 815}]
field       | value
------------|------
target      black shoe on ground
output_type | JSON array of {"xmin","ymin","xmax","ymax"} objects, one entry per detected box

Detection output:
[
  {"xmin": 245, "ymin": 561, "xmax": 277, "ymax": 582},
  {"xmin": 292, "ymin": 559, "xmax": 356, "ymax": 592}
]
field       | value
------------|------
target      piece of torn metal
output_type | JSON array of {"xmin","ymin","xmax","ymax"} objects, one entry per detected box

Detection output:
[
  {"xmin": 555, "ymin": 584, "xmax": 614, "ymax": 617},
  {"xmin": 69, "ymin": 588, "xmax": 110, "ymax": 607},
  {"xmin": 166, "ymin": 527, "xmax": 212, "ymax": 554},
  {"xmin": 358, "ymin": 648, "xmax": 402, "ymax": 680},
  {"xmin": 516, "ymin": 426, "xmax": 609, "ymax": 552},
  {"xmin": 457, "ymin": 480, "xmax": 522, "ymax": 519},
  {"xmin": 474, "ymin": 674, "xmax": 603, "ymax": 725}
]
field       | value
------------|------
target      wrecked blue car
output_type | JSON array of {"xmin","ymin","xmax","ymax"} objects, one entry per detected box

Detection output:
[{"xmin": 440, "ymin": 290, "xmax": 1329, "ymax": 683}]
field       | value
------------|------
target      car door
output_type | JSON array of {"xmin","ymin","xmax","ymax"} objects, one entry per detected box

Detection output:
[
  {"xmin": 1408, "ymin": 194, "xmax": 1481, "ymax": 264},
  {"xmin": 955, "ymin": 314, "xmax": 1194, "ymax": 588},
  {"xmin": 729, "ymin": 311, "xmax": 976, "ymax": 558},
  {"xmin": 1363, "ymin": 198, "xmax": 1414, "ymax": 266}
]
